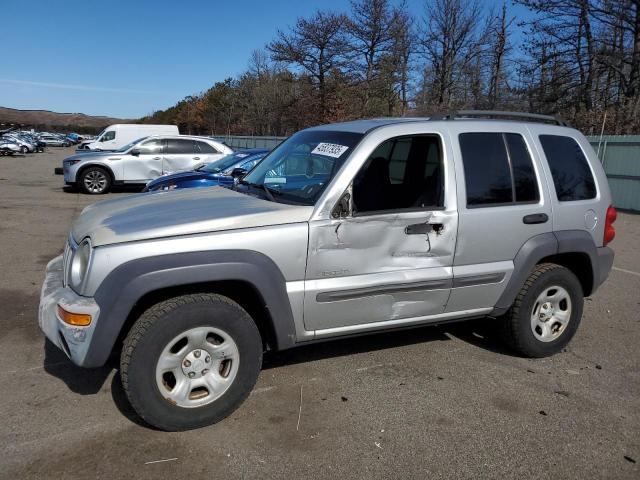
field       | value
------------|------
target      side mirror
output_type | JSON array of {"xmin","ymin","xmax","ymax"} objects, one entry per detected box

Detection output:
[
  {"xmin": 332, "ymin": 192, "xmax": 351, "ymax": 219},
  {"xmin": 230, "ymin": 167, "xmax": 247, "ymax": 179},
  {"xmin": 130, "ymin": 149, "xmax": 140, "ymax": 156}
]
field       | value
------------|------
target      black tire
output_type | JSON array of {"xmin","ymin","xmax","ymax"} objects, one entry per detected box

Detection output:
[
  {"xmin": 501, "ymin": 263, "xmax": 583, "ymax": 358},
  {"xmin": 79, "ymin": 166, "xmax": 111, "ymax": 194},
  {"xmin": 120, "ymin": 293, "xmax": 263, "ymax": 431},
  {"xmin": 21, "ymin": 146, "xmax": 28, "ymax": 154}
]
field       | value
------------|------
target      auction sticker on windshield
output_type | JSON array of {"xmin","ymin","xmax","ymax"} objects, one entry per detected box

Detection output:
[{"xmin": 312, "ymin": 143, "xmax": 349, "ymax": 158}]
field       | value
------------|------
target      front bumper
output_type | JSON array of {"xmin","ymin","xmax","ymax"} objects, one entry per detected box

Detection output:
[
  {"xmin": 63, "ymin": 163, "xmax": 74, "ymax": 183},
  {"xmin": 39, "ymin": 255, "xmax": 100, "ymax": 367}
]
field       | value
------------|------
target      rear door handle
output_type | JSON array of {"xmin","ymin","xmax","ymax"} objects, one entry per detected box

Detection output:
[
  {"xmin": 193, "ymin": 157, "xmax": 200, "ymax": 160},
  {"xmin": 405, "ymin": 222, "xmax": 443, "ymax": 234},
  {"xmin": 152, "ymin": 156, "xmax": 161, "ymax": 160},
  {"xmin": 523, "ymin": 213, "xmax": 549, "ymax": 224}
]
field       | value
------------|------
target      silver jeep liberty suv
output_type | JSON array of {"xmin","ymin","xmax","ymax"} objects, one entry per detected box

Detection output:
[{"xmin": 39, "ymin": 111, "xmax": 616, "ymax": 431}]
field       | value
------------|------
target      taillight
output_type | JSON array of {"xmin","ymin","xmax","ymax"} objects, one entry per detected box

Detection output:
[{"xmin": 603, "ymin": 205, "xmax": 617, "ymax": 246}]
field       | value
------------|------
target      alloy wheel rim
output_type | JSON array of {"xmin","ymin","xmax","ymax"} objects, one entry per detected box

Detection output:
[
  {"xmin": 530, "ymin": 285, "xmax": 572, "ymax": 342},
  {"xmin": 84, "ymin": 171, "xmax": 107, "ymax": 193},
  {"xmin": 155, "ymin": 326, "xmax": 240, "ymax": 408}
]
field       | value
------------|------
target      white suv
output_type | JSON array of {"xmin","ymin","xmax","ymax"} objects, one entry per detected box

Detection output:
[{"xmin": 60, "ymin": 135, "xmax": 233, "ymax": 194}]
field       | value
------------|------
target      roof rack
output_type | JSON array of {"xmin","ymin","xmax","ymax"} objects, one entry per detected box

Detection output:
[{"xmin": 430, "ymin": 110, "xmax": 568, "ymax": 127}]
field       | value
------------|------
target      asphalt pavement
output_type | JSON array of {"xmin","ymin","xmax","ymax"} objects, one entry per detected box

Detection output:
[{"xmin": 0, "ymin": 147, "xmax": 638, "ymax": 479}]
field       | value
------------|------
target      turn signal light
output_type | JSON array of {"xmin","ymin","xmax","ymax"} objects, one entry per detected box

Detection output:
[
  {"xmin": 57, "ymin": 305, "xmax": 92, "ymax": 326},
  {"xmin": 603, "ymin": 205, "xmax": 617, "ymax": 246}
]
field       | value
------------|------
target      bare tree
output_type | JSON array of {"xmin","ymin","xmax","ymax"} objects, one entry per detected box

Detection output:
[
  {"xmin": 418, "ymin": 0, "xmax": 484, "ymax": 108},
  {"xmin": 142, "ymin": 0, "xmax": 639, "ymax": 135},
  {"xmin": 389, "ymin": 1, "xmax": 414, "ymax": 115},
  {"xmin": 268, "ymin": 10, "xmax": 349, "ymax": 121},
  {"xmin": 346, "ymin": 0, "xmax": 396, "ymax": 114},
  {"xmin": 487, "ymin": 3, "xmax": 514, "ymax": 108}
]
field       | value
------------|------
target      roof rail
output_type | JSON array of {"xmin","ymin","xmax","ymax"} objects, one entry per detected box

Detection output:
[{"xmin": 430, "ymin": 110, "xmax": 569, "ymax": 127}]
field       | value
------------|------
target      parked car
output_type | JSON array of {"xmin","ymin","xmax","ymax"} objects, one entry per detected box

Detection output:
[
  {"xmin": 78, "ymin": 124, "xmax": 179, "ymax": 151},
  {"xmin": 39, "ymin": 134, "xmax": 71, "ymax": 147},
  {"xmin": 142, "ymin": 148, "xmax": 269, "ymax": 192},
  {"xmin": 60, "ymin": 135, "xmax": 233, "ymax": 194},
  {"xmin": 28, "ymin": 135, "xmax": 46, "ymax": 152},
  {"xmin": 39, "ymin": 111, "xmax": 616, "ymax": 431},
  {"xmin": 66, "ymin": 133, "xmax": 83, "ymax": 144},
  {"xmin": 0, "ymin": 138, "xmax": 21, "ymax": 155},
  {"xmin": 3, "ymin": 134, "xmax": 36, "ymax": 153}
]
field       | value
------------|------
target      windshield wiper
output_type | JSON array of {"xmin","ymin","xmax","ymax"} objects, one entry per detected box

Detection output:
[{"xmin": 239, "ymin": 180, "xmax": 281, "ymax": 202}]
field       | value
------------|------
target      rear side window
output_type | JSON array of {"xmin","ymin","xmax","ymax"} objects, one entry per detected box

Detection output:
[
  {"xmin": 459, "ymin": 133, "xmax": 540, "ymax": 207},
  {"xmin": 539, "ymin": 135, "xmax": 596, "ymax": 201},
  {"xmin": 166, "ymin": 139, "xmax": 196, "ymax": 154},
  {"xmin": 195, "ymin": 141, "xmax": 218, "ymax": 154}
]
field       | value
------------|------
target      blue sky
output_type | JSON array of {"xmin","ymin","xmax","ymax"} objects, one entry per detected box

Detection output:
[{"xmin": 0, "ymin": 0, "xmax": 532, "ymax": 118}]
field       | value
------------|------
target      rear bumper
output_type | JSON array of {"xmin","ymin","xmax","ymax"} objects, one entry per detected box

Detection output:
[
  {"xmin": 39, "ymin": 255, "xmax": 101, "ymax": 367},
  {"xmin": 593, "ymin": 246, "xmax": 614, "ymax": 292}
]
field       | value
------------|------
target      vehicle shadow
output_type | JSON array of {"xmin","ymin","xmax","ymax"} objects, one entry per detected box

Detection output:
[
  {"xmin": 62, "ymin": 185, "xmax": 142, "ymax": 195},
  {"xmin": 43, "ymin": 318, "xmax": 515, "ymax": 428},
  {"xmin": 263, "ymin": 317, "xmax": 516, "ymax": 369},
  {"xmin": 43, "ymin": 338, "xmax": 114, "ymax": 394}
]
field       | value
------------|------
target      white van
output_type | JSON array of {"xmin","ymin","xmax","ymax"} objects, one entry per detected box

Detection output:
[{"xmin": 80, "ymin": 124, "xmax": 179, "ymax": 151}]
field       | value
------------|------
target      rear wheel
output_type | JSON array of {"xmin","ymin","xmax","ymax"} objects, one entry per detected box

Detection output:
[
  {"xmin": 121, "ymin": 293, "xmax": 263, "ymax": 431},
  {"xmin": 20, "ymin": 146, "xmax": 28, "ymax": 154},
  {"xmin": 79, "ymin": 166, "xmax": 111, "ymax": 194},
  {"xmin": 501, "ymin": 263, "xmax": 583, "ymax": 357}
]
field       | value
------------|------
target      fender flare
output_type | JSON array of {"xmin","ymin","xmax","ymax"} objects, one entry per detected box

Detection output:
[
  {"xmin": 491, "ymin": 230, "xmax": 601, "ymax": 316},
  {"xmin": 84, "ymin": 250, "xmax": 297, "ymax": 367}
]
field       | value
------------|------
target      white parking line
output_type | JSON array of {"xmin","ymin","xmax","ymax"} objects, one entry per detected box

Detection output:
[
  {"xmin": 145, "ymin": 458, "xmax": 178, "ymax": 465},
  {"xmin": 612, "ymin": 266, "xmax": 640, "ymax": 277},
  {"xmin": 0, "ymin": 361, "xmax": 69, "ymax": 376}
]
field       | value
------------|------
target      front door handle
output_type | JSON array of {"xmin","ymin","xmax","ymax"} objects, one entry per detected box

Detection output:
[
  {"xmin": 405, "ymin": 222, "xmax": 443, "ymax": 234},
  {"xmin": 152, "ymin": 156, "xmax": 161, "ymax": 160},
  {"xmin": 193, "ymin": 156, "xmax": 200, "ymax": 161},
  {"xmin": 523, "ymin": 213, "xmax": 549, "ymax": 224}
]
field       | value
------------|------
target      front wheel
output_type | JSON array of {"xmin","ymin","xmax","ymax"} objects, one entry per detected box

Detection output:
[
  {"xmin": 120, "ymin": 293, "xmax": 263, "ymax": 431},
  {"xmin": 79, "ymin": 166, "xmax": 111, "ymax": 194},
  {"xmin": 501, "ymin": 263, "xmax": 583, "ymax": 358}
]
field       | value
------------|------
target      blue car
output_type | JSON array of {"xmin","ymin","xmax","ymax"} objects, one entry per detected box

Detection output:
[{"xmin": 142, "ymin": 148, "xmax": 269, "ymax": 192}]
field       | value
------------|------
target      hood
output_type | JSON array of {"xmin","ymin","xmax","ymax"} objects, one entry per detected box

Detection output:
[
  {"xmin": 146, "ymin": 170, "xmax": 231, "ymax": 188},
  {"xmin": 72, "ymin": 186, "xmax": 313, "ymax": 246},
  {"xmin": 65, "ymin": 151, "xmax": 120, "ymax": 162},
  {"xmin": 148, "ymin": 169, "xmax": 211, "ymax": 184}
]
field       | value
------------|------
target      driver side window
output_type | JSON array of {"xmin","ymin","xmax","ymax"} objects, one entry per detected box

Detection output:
[
  {"xmin": 100, "ymin": 131, "xmax": 116, "ymax": 142},
  {"xmin": 352, "ymin": 135, "xmax": 444, "ymax": 215}
]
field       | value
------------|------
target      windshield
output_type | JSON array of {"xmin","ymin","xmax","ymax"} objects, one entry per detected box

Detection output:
[
  {"xmin": 242, "ymin": 130, "xmax": 363, "ymax": 205},
  {"xmin": 116, "ymin": 136, "xmax": 149, "ymax": 153},
  {"xmin": 199, "ymin": 151, "xmax": 264, "ymax": 173}
]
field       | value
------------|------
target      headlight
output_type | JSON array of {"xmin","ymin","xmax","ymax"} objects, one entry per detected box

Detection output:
[{"xmin": 70, "ymin": 239, "xmax": 91, "ymax": 289}]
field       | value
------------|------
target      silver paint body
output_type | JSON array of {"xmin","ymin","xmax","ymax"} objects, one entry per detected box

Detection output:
[
  {"xmin": 40, "ymin": 118, "xmax": 613, "ymax": 366},
  {"xmin": 63, "ymin": 135, "xmax": 232, "ymax": 185}
]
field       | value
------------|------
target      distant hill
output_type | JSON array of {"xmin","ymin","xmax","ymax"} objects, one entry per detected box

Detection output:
[{"xmin": 0, "ymin": 107, "xmax": 132, "ymax": 133}]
